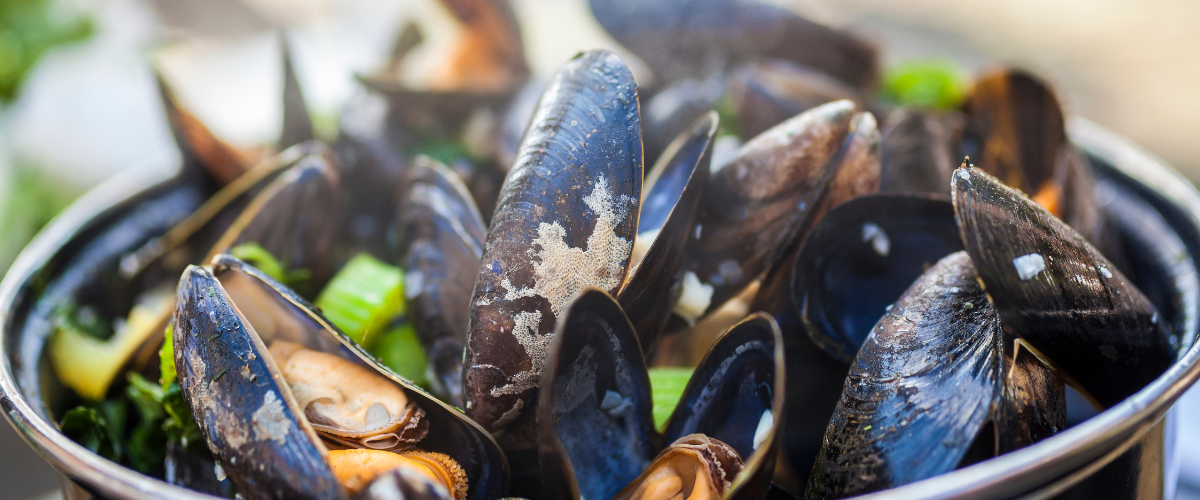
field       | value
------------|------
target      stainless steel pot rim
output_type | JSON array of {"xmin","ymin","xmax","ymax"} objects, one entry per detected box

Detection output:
[{"xmin": 0, "ymin": 119, "xmax": 1197, "ymax": 500}]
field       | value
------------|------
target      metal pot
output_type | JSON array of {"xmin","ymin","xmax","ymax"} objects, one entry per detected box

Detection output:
[{"xmin": 1, "ymin": 119, "xmax": 1198, "ymax": 500}]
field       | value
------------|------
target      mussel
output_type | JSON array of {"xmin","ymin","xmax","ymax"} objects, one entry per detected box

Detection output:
[
  {"xmin": 173, "ymin": 255, "xmax": 508, "ymax": 499},
  {"xmin": 803, "ymin": 166, "xmax": 1175, "ymax": 497},
  {"xmin": 395, "ymin": 156, "xmax": 488, "ymax": 407},
  {"xmin": 462, "ymin": 50, "xmax": 643, "ymax": 447},
  {"xmin": 536, "ymin": 288, "xmax": 784, "ymax": 500}
]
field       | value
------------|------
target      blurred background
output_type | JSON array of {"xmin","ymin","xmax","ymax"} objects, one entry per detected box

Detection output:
[{"xmin": 1, "ymin": 0, "xmax": 1199, "ymax": 498}]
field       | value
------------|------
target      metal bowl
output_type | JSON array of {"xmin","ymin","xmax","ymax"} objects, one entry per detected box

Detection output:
[{"xmin": 1, "ymin": 119, "xmax": 1198, "ymax": 500}]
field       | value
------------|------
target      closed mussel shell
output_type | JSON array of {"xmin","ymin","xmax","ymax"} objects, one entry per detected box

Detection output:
[
  {"xmin": 396, "ymin": 156, "xmax": 488, "ymax": 407},
  {"xmin": 618, "ymin": 111, "xmax": 717, "ymax": 358},
  {"xmin": 686, "ymin": 100, "xmax": 855, "ymax": 318},
  {"xmin": 878, "ymin": 108, "xmax": 965, "ymax": 195},
  {"xmin": 537, "ymin": 288, "xmax": 657, "ymax": 500},
  {"xmin": 463, "ymin": 50, "xmax": 642, "ymax": 442},
  {"xmin": 952, "ymin": 167, "xmax": 1174, "ymax": 408},
  {"xmin": 805, "ymin": 252, "xmax": 1004, "ymax": 499},
  {"xmin": 728, "ymin": 59, "xmax": 861, "ymax": 140}
]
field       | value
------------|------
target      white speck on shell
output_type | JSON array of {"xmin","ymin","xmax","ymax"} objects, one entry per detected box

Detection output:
[
  {"xmin": 1099, "ymin": 266, "xmax": 1113, "ymax": 279},
  {"xmin": 861, "ymin": 222, "xmax": 890, "ymax": 257},
  {"xmin": 753, "ymin": 409, "xmax": 773, "ymax": 450},
  {"xmin": 1013, "ymin": 253, "xmax": 1046, "ymax": 281}
]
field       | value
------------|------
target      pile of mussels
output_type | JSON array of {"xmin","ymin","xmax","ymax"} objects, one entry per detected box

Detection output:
[{"xmin": 37, "ymin": 0, "xmax": 1192, "ymax": 499}]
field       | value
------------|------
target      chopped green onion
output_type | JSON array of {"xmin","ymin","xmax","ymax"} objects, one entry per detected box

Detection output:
[
  {"xmin": 649, "ymin": 367, "xmax": 694, "ymax": 431},
  {"xmin": 230, "ymin": 242, "xmax": 286, "ymax": 282},
  {"xmin": 369, "ymin": 323, "xmax": 429, "ymax": 388},
  {"xmin": 160, "ymin": 322, "xmax": 176, "ymax": 387},
  {"xmin": 880, "ymin": 59, "xmax": 969, "ymax": 110},
  {"xmin": 314, "ymin": 253, "xmax": 405, "ymax": 345}
]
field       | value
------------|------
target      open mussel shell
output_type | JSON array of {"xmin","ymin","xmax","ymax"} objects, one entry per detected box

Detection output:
[
  {"xmin": 618, "ymin": 111, "xmax": 716, "ymax": 358},
  {"xmin": 953, "ymin": 167, "xmax": 1174, "ymax": 408},
  {"xmin": 395, "ymin": 156, "xmax": 487, "ymax": 407},
  {"xmin": 878, "ymin": 108, "xmax": 965, "ymax": 194},
  {"xmin": 207, "ymin": 153, "xmax": 343, "ymax": 294},
  {"xmin": 792, "ymin": 194, "xmax": 963, "ymax": 361},
  {"xmin": 660, "ymin": 312, "xmax": 785, "ymax": 500},
  {"xmin": 119, "ymin": 142, "xmax": 326, "ymax": 285},
  {"xmin": 685, "ymin": 100, "xmax": 855, "ymax": 317},
  {"xmin": 176, "ymin": 255, "xmax": 509, "ymax": 500},
  {"xmin": 806, "ymin": 251, "xmax": 1065, "ymax": 499},
  {"xmin": 1097, "ymin": 179, "xmax": 1198, "ymax": 352},
  {"xmin": 173, "ymin": 265, "xmax": 343, "ymax": 500},
  {"xmin": 536, "ymin": 288, "xmax": 657, "ymax": 500},
  {"xmin": 463, "ymin": 50, "xmax": 642, "ymax": 442},
  {"xmin": 640, "ymin": 76, "xmax": 723, "ymax": 171},
  {"xmin": 537, "ymin": 288, "xmax": 785, "ymax": 500}
]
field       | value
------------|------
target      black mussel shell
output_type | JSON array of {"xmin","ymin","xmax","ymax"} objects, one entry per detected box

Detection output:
[
  {"xmin": 805, "ymin": 252, "xmax": 1005, "ymax": 499},
  {"xmin": 959, "ymin": 69, "xmax": 1113, "ymax": 255},
  {"xmin": 640, "ymin": 76, "xmax": 723, "ymax": 171},
  {"xmin": 207, "ymin": 154, "xmax": 343, "ymax": 295},
  {"xmin": 463, "ymin": 50, "xmax": 642, "ymax": 442},
  {"xmin": 662, "ymin": 312, "xmax": 785, "ymax": 500},
  {"xmin": 330, "ymin": 92, "xmax": 409, "ymax": 264},
  {"xmin": 173, "ymin": 265, "xmax": 345, "ymax": 500},
  {"xmin": 587, "ymin": 0, "xmax": 877, "ymax": 88},
  {"xmin": 280, "ymin": 35, "xmax": 315, "ymax": 150},
  {"xmin": 396, "ymin": 156, "xmax": 488, "ymax": 407},
  {"xmin": 821, "ymin": 112, "xmax": 881, "ymax": 213},
  {"xmin": 155, "ymin": 71, "xmax": 249, "ymax": 187},
  {"xmin": 618, "ymin": 112, "xmax": 716, "ymax": 358},
  {"xmin": 879, "ymin": 108, "xmax": 965, "ymax": 195},
  {"xmin": 686, "ymin": 100, "xmax": 855, "ymax": 317},
  {"xmin": 728, "ymin": 59, "xmax": 861, "ymax": 140},
  {"xmin": 537, "ymin": 288, "xmax": 657, "ymax": 500},
  {"xmin": 953, "ymin": 167, "xmax": 1174, "ymax": 408}
]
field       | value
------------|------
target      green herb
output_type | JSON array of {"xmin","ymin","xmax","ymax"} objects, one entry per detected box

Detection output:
[
  {"xmin": 410, "ymin": 139, "xmax": 472, "ymax": 166},
  {"xmin": 50, "ymin": 300, "xmax": 108, "ymax": 340},
  {"xmin": 59, "ymin": 405, "xmax": 121, "ymax": 461},
  {"xmin": 161, "ymin": 382, "xmax": 202, "ymax": 449},
  {"xmin": 160, "ymin": 323, "xmax": 176, "ymax": 387},
  {"xmin": 368, "ymin": 322, "xmax": 429, "ymax": 388},
  {"xmin": 713, "ymin": 94, "xmax": 742, "ymax": 139},
  {"xmin": 124, "ymin": 373, "xmax": 168, "ymax": 473},
  {"xmin": 879, "ymin": 59, "xmax": 969, "ymax": 110},
  {"xmin": 648, "ymin": 367, "xmax": 694, "ymax": 431},
  {"xmin": 314, "ymin": 253, "xmax": 405, "ymax": 345},
  {"xmin": 126, "ymin": 373, "xmax": 164, "ymax": 423},
  {"xmin": 0, "ymin": 0, "xmax": 94, "ymax": 101},
  {"xmin": 230, "ymin": 242, "xmax": 311, "ymax": 287}
]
